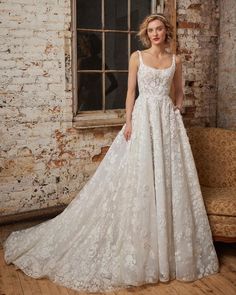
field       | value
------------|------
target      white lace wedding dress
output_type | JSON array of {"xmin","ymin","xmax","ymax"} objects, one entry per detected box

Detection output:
[{"xmin": 3, "ymin": 50, "xmax": 219, "ymax": 293}]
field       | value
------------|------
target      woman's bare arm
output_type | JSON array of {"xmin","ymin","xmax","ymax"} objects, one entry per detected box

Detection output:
[
  {"xmin": 123, "ymin": 51, "xmax": 139, "ymax": 141},
  {"xmin": 125, "ymin": 51, "xmax": 139, "ymax": 124},
  {"xmin": 173, "ymin": 55, "xmax": 184, "ymax": 111}
]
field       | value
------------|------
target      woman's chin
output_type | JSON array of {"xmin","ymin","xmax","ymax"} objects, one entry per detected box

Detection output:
[{"xmin": 152, "ymin": 40, "xmax": 164, "ymax": 46}]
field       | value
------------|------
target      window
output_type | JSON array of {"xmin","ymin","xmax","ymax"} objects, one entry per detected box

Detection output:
[{"xmin": 72, "ymin": 1, "xmax": 164, "ymax": 126}]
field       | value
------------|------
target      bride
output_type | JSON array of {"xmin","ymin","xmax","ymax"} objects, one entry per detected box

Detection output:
[{"xmin": 3, "ymin": 13, "xmax": 219, "ymax": 293}]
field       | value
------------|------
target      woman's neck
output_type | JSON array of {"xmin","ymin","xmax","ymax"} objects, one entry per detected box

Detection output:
[{"xmin": 147, "ymin": 45, "xmax": 167, "ymax": 57}]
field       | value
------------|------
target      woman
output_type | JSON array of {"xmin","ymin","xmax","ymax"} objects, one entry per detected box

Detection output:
[{"xmin": 3, "ymin": 13, "xmax": 219, "ymax": 293}]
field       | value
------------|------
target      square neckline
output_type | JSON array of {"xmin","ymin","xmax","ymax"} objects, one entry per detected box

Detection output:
[{"xmin": 137, "ymin": 50, "xmax": 175, "ymax": 71}]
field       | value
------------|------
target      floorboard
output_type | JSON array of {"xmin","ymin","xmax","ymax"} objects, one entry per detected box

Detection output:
[{"xmin": 0, "ymin": 221, "xmax": 235, "ymax": 295}]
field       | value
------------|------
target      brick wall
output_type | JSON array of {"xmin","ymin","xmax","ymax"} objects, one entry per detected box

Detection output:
[
  {"xmin": 0, "ymin": 0, "xmax": 223, "ymax": 217},
  {"xmin": 177, "ymin": 0, "xmax": 220, "ymax": 127},
  {"xmin": 217, "ymin": 0, "xmax": 236, "ymax": 129}
]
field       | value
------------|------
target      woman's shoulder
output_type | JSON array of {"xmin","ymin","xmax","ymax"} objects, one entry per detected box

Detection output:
[
  {"xmin": 130, "ymin": 50, "xmax": 140, "ymax": 58},
  {"xmin": 129, "ymin": 50, "xmax": 140, "ymax": 66},
  {"xmin": 175, "ymin": 54, "xmax": 182, "ymax": 65},
  {"xmin": 129, "ymin": 50, "xmax": 140, "ymax": 69}
]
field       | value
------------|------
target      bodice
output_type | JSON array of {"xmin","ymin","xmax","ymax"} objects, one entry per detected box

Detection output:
[{"xmin": 137, "ymin": 50, "xmax": 176, "ymax": 97}]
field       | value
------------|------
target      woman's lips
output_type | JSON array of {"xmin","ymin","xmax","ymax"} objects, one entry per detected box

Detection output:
[{"xmin": 153, "ymin": 37, "xmax": 160, "ymax": 41}]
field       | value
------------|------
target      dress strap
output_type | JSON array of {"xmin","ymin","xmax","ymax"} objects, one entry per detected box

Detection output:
[
  {"xmin": 137, "ymin": 50, "xmax": 143, "ymax": 65},
  {"xmin": 172, "ymin": 53, "xmax": 176, "ymax": 68}
]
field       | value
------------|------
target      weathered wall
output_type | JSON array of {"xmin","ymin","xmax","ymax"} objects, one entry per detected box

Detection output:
[
  {"xmin": 0, "ymin": 0, "xmax": 222, "ymax": 217},
  {"xmin": 217, "ymin": 0, "xmax": 236, "ymax": 130},
  {"xmin": 177, "ymin": 0, "xmax": 220, "ymax": 127},
  {"xmin": 0, "ymin": 0, "xmax": 119, "ymax": 217}
]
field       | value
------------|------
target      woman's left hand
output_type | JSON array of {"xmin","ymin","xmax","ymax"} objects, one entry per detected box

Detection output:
[{"xmin": 173, "ymin": 104, "xmax": 184, "ymax": 113}]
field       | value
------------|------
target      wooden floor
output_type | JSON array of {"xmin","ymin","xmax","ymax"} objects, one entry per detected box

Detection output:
[{"xmin": 0, "ymin": 220, "xmax": 235, "ymax": 295}]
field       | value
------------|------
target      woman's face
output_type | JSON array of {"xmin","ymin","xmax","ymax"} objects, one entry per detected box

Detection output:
[{"xmin": 147, "ymin": 19, "xmax": 167, "ymax": 46}]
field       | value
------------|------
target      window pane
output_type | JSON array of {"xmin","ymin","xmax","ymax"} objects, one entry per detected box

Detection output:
[
  {"xmin": 77, "ymin": 0, "xmax": 102, "ymax": 29},
  {"xmin": 77, "ymin": 32, "xmax": 102, "ymax": 70},
  {"xmin": 78, "ymin": 73, "xmax": 102, "ymax": 111},
  {"xmin": 105, "ymin": 33, "xmax": 128, "ymax": 70},
  {"xmin": 105, "ymin": 73, "xmax": 127, "ymax": 109},
  {"xmin": 104, "ymin": 0, "xmax": 127, "ymax": 30},
  {"xmin": 131, "ymin": 0, "xmax": 150, "ymax": 31},
  {"xmin": 131, "ymin": 33, "xmax": 144, "ymax": 52}
]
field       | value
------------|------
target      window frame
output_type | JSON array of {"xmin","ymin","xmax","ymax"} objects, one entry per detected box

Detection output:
[{"xmin": 71, "ymin": 0, "xmax": 163, "ymax": 128}]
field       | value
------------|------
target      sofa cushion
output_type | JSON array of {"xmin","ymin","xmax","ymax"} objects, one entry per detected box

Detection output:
[
  {"xmin": 201, "ymin": 185, "xmax": 236, "ymax": 217},
  {"xmin": 186, "ymin": 127, "xmax": 236, "ymax": 188},
  {"xmin": 208, "ymin": 215, "xmax": 236, "ymax": 238}
]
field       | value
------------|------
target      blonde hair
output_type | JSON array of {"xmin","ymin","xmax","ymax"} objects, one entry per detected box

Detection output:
[{"xmin": 137, "ymin": 14, "xmax": 174, "ymax": 48}]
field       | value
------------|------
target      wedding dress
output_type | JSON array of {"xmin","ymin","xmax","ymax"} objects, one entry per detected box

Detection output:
[{"xmin": 3, "ymin": 50, "xmax": 219, "ymax": 293}]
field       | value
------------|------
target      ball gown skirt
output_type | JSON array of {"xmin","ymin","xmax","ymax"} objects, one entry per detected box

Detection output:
[{"xmin": 3, "ymin": 50, "xmax": 219, "ymax": 292}]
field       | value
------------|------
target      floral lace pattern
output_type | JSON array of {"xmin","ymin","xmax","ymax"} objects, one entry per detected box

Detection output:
[{"xmin": 3, "ymin": 50, "xmax": 219, "ymax": 293}]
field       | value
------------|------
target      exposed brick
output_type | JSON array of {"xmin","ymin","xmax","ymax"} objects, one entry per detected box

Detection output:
[
  {"xmin": 178, "ymin": 21, "xmax": 205, "ymax": 29},
  {"xmin": 187, "ymin": 4, "xmax": 202, "ymax": 10},
  {"xmin": 217, "ymin": 0, "xmax": 236, "ymax": 129},
  {"xmin": 92, "ymin": 146, "xmax": 110, "ymax": 162}
]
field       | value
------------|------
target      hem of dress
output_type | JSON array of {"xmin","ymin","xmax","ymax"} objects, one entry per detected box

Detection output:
[{"xmin": 3, "ymin": 258, "xmax": 220, "ymax": 293}]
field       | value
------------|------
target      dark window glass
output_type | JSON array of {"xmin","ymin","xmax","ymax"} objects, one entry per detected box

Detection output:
[
  {"xmin": 77, "ymin": 32, "xmax": 102, "ymax": 70},
  {"xmin": 104, "ymin": 0, "xmax": 127, "ymax": 30},
  {"xmin": 76, "ymin": 0, "xmax": 151, "ymax": 113},
  {"xmin": 105, "ymin": 33, "xmax": 128, "ymax": 70},
  {"xmin": 131, "ymin": 0, "xmax": 150, "ymax": 30},
  {"xmin": 131, "ymin": 33, "xmax": 144, "ymax": 52},
  {"xmin": 78, "ymin": 73, "xmax": 102, "ymax": 111},
  {"xmin": 77, "ymin": 0, "xmax": 102, "ymax": 29},
  {"xmin": 105, "ymin": 73, "xmax": 127, "ymax": 109}
]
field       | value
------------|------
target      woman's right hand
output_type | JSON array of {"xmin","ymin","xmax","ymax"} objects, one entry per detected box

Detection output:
[{"xmin": 124, "ymin": 122, "xmax": 132, "ymax": 141}]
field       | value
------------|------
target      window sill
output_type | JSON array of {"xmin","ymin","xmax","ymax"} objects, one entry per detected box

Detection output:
[{"xmin": 73, "ymin": 110, "xmax": 126, "ymax": 129}]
